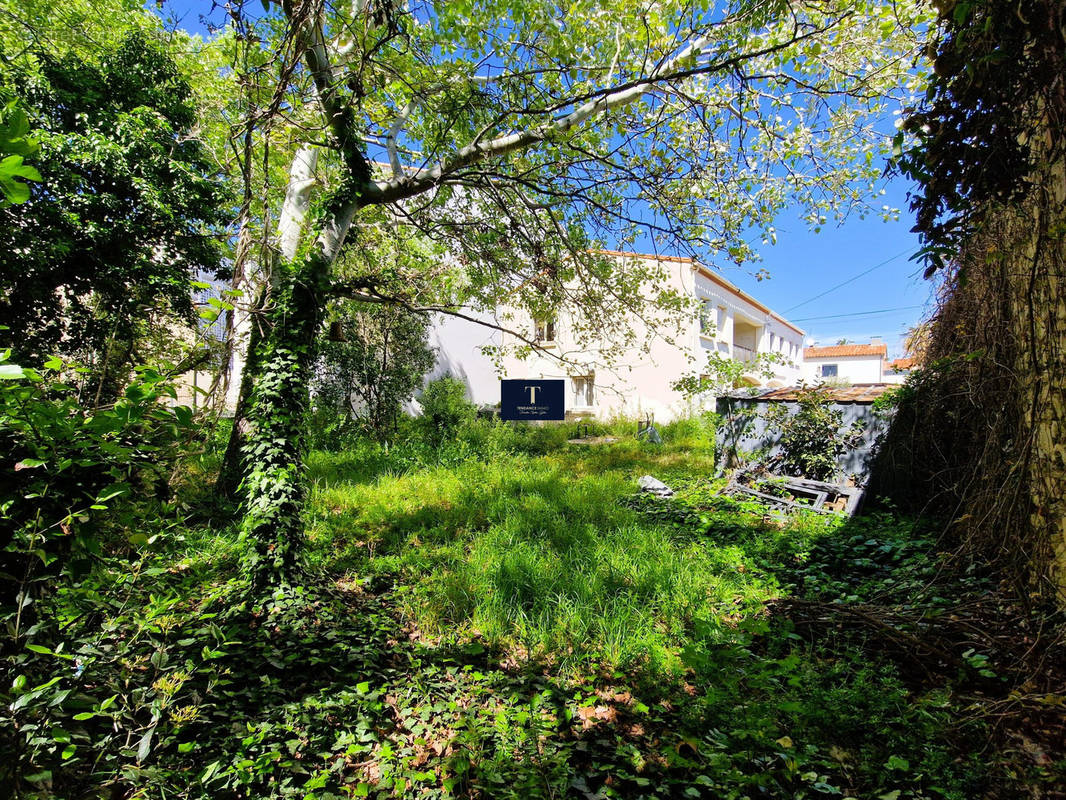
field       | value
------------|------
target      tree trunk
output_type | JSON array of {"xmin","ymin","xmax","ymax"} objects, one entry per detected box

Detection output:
[
  {"xmin": 238, "ymin": 254, "xmax": 330, "ymax": 589},
  {"xmin": 216, "ymin": 146, "xmax": 320, "ymax": 499}
]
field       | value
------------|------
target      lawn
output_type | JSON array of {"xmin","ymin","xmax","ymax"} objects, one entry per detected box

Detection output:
[{"xmin": 8, "ymin": 419, "xmax": 1061, "ymax": 799}]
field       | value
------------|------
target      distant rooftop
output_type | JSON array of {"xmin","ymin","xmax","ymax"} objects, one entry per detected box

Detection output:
[
  {"xmin": 804, "ymin": 343, "xmax": 887, "ymax": 359},
  {"xmin": 887, "ymin": 357, "xmax": 917, "ymax": 371}
]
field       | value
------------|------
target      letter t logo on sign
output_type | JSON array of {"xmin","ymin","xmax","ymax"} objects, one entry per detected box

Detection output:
[{"xmin": 500, "ymin": 379, "xmax": 564, "ymax": 420}]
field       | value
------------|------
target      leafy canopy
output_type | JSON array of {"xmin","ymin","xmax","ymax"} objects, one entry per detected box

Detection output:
[
  {"xmin": 0, "ymin": 32, "xmax": 228, "ymax": 365},
  {"xmin": 228, "ymin": 0, "xmax": 927, "ymax": 361}
]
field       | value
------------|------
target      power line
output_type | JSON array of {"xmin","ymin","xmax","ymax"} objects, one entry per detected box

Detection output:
[
  {"xmin": 783, "ymin": 248, "xmax": 914, "ymax": 314},
  {"xmin": 791, "ymin": 304, "xmax": 924, "ymax": 322}
]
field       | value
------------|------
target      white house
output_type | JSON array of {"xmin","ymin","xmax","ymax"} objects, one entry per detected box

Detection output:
[
  {"xmin": 801, "ymin": 340, "xmax": 887, "ymax": 384},
  {"xmin": 430, "ymin": 251, "xmax": 805, "ymax": 421},
  {"xmin": 882, "ymin": 356, "xmax": 917, "ymax": 384}
]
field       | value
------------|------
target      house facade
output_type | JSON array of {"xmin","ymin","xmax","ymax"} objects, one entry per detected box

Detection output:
[
  {"xmin": 431, "ymin": 251, "xmax": 805, "ymax": 421},
  {"xmin": 801, "ymin": 340, "xmax": 887, "ymax": 384},
  {"xmin": 882, "ymin": 356, "xmax": 917, "ymax": 384}
]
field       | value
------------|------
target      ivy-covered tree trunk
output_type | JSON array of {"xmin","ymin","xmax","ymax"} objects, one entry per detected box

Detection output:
[
  {"xmin": 238, "ymin": 254, "xmax": 330, "ymax": 589},
  {"xmin": 216, "ymin": 297, "xmax": 265, "ymax": 500},
  {"xmin": 217, "ymin": 146, "xmax": 321, "ymax": 500}
]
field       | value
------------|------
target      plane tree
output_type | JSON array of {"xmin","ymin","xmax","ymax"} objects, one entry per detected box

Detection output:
[{"xmin": 226, "ymin": 0, "xmax": 927, "ymax": 587}]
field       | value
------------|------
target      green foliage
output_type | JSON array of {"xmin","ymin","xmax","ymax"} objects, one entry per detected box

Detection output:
[
  {"xmin": 0, "ymin": 351, "xmax": 196, "ymax": 603},
  {"xmin": 672, "ymin": 352, "xmax": 788, "ymax": 468},
  {"xmin": 765, "ymin": 387, "xmax": 865, "ymax": 480},
  {"xmin": 672, "ymin": 351, "xmax": 788, "ymax": 398},
  {"xmin": 0, "ymin": 32, "xmax": 227, "ymax": 367},
  {"xmin": 893, "ymin": 0, "xmax": 1061, "ymax": 276},
  {"xmin": 312, "ymin": 302, "xmax": 435, "ymax": 444},
  {"xmin": 237, "ymin": 254, "xmax": 331, "ymax": 588},
  {"xmin": 0, "ymin": 352, "xmax": 201, "ymax": 795},
  {"xmin": 657, "ymin": 413, "xmax": 717, "ymax": 451},
  {"xmin": 7, "ymin": 417, "xmax": 1053, "ymax": 798},
  {"xmin": 301, "ymin": 435, "xmax": 998, "ymax": 797},
  {"xmin": 0, "ymin": 93, "xmax": 41, "ymax": 206},
  {"xmin": 417, "ymin": 377, "xmax": 476, "ymax": 447}
]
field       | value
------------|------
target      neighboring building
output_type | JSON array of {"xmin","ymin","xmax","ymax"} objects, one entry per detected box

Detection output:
[
  {"xmin": 801, "ymin": 339, "xmax": 887, "ymax": 384},
  {"xmin": 883, "ymin": 356, "xmax": 918, "ymax": 384},
  {"xmin": 431, "ymin": 251, "xmax": 805, "ymax": 421},
  {"xmin": 419, "ymin": 310, "xmax": 503, "ymax": 407}
]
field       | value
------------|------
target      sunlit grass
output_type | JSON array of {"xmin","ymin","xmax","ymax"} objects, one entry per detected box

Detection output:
[{"xmin": 306, "ymin": 429, "xmax": 830, "ymax": 677}]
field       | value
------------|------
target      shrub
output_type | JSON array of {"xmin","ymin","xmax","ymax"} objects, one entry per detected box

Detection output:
[
  {"xmin": 659, "ymin": 413, "xmax": 716, "ymax": 449},
  {"xmin": 1, "ymin": 353, "xmax": 196, "ymax": 605},
  {"xmin": 767, "ymin": 387, "xmax": 864, "ymax": 480},
  {"xmin": 1, "ymin": 352, "xmax": 199, "ymax": 794},
  {"xmin": 312, "ymin": 302, "xmax": 434, "ymax": 442},
  {"xmin": 417, "ymin": 376, "xmax": 475, "ymax": 446}
]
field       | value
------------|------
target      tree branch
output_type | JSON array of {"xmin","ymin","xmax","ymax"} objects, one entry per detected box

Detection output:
[
  {"xmin": 328, "ymin": 285, "xmax": 572, "ymax": 366},
  {"xmin": 369, "ymin": 16, "xmax": 844, "ymax": 205}
]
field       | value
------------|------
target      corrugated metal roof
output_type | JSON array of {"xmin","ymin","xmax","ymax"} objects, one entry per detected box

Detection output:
[
  {"xmin": 804, "ymin": 343, "xmax": 887, "ymax": 359},
  {"xmin": 731, "ymin": 384, "xmax": 895, "ymax": 404}
]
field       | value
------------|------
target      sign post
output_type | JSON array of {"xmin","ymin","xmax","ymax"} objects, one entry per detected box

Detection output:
[{"xmin": 500, "ymin": 379, "xmax": 565, "ymax": 421}]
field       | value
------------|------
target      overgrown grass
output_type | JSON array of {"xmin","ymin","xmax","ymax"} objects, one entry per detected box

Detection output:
[
  {"xmin": 307, "ymin": 424, "xmax": 738, "ymax": 675},
  {"xmin": 10, "ymin": 416, "xmax": 1060, "ymax": 799},
  {"xmin": 297, "ymin": 423, "xmax": 1001, "ymax": 797}
]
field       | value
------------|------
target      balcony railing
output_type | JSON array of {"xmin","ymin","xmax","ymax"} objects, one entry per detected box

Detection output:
[{"xmin": 733, "ymin": 344, "xmax": 757, "ymax": 363}]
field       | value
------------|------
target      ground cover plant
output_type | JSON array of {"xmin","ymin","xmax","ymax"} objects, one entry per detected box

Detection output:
[{"xmin": 6, "ymin": 410, "xmax": 1064, "ymax": 799}]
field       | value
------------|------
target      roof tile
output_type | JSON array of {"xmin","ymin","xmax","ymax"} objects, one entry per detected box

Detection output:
[{"xmin": 804, "ymin": 343, "xmax": 887, "ymax": 359}]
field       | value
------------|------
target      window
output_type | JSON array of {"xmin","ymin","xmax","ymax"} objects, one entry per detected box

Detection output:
[
  {"xmin": 572, "ymin": 376, "xmax": 594, "ymax": 407},
  {"xmin": 534, "ymin": 317, "xmax": 556, "ymax": 343},
  {"xmin": 699, "ymin": 300, "xmax": 714, "ymax": 335},
  {"xmin": 820, "ymin": 364, "xmax": 838, "ymax": 378}
]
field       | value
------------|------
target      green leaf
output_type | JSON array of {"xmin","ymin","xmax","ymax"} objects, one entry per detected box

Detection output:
[
  {"xmin": 95, "ymin": 485, "xmax": 130, "ymax": 504},
  {"xmin": 885, "ymin": 755, "xmax": 910, "ymax": 771},
  {"xmin": 137, "ymin": 728, "xmax": 155, "ymax": 762},
  {"xmin": 0, "ymin": 363, "xmax": 25, "ymax": 379}
]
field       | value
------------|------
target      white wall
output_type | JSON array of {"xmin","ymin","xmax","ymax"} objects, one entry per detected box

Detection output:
[
  {"xmin": 421, "ymin": 254, "xmax": 807, "ymax": 421},
  {"xmin": 422, "ymin": 311, "xmax": 502, "ymax": 406},
  {"xmin": 802, "ymin": 355, "xmax": 884, "ymax": 384},
  {"xmin": 495, "ymin": 256, "xmax": 805, "ymax": 421},
  {"xmin": 498, "ymin": 258, "xmax": 701, "ymax": 421},
  {"xmin": 693, "ymin": 268, "xmax": 804, "ymax": 385}
]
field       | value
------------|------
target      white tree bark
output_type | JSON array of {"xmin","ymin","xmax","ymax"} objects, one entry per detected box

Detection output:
[{"xmin": 224, "ymin": 145, "xmax": 320, "ymax": 411}]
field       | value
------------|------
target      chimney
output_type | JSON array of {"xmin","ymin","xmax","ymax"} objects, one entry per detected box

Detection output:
[{"xmin": 870, "ymin": 336, "xmax": 883, "ymax": 345}]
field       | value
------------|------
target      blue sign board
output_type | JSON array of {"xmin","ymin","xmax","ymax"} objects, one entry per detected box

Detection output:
[{"xmin": 500, "ymin": 379, "xmax": 565, "ymax": 421}]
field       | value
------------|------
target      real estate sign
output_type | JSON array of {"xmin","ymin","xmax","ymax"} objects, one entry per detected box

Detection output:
[{"xmin": 500, "ymin": 379, "xmax": 565, "ymax": 421}]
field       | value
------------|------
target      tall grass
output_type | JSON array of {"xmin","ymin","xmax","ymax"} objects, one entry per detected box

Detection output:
[{"xmin": 306, "ymin": 415, "xmax": 827, "ymax": 677}]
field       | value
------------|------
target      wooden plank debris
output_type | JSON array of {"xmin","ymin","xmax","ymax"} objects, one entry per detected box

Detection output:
[{"xmin": 720, "ymin": 471, "xmax": 864, "ymax": 517}]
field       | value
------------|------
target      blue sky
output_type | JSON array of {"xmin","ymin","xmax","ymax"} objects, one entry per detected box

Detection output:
[
  {"xmin": 720, "ymin": 180, "xmax": 933, "ymax": 357},
  {"xmin": 159, "ymin": 1, "xmax": 934, "ymax": 359}
]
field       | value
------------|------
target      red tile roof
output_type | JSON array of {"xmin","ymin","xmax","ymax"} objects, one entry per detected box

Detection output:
[
  {"xmin": 887, "ymin": 357, "xmax": 917, "ymax": 371},
  {"xmin": 804, "ymin": 343, "xmax": 887, "ymax": 359}
]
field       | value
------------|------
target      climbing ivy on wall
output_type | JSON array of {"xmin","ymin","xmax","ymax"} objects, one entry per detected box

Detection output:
[{"xmin": 895, "ymin": 0, "xmax": 1066, "ymax": 275}]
